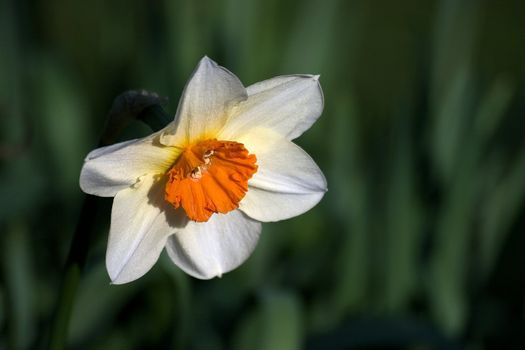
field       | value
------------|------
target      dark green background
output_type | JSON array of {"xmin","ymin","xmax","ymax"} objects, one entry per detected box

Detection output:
[{"xmin": 2, "ymin": 0, "xmax": 525, "ymax": 349}]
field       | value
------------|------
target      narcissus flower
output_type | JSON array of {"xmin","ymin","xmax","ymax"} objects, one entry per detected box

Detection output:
[{"xmin": 80, "ymin": 57, "xmax": 327, "ymax": 284}]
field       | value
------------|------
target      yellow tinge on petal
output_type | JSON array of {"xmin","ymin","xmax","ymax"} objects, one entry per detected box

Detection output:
[{"xmin": 164, "ymin": 139, "xmax": 257, "ymax": 222}]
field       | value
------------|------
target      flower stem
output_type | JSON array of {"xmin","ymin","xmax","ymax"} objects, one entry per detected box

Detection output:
[
  {"xmin": 138, "ymin": 104, "xmax": 173, "ymax": 132},
  {"xmin": 48, "ymin": 195, "xmax": 98, "ymax": 350},
  {"xmin": 47, "ymin": 91, "xmax": 171, "ymax": 350}
]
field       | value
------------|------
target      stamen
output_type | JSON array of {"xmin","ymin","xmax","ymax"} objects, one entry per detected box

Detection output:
[{"xmin": 190, "ymin": 166, "xmax": 202, "ymax": 179}]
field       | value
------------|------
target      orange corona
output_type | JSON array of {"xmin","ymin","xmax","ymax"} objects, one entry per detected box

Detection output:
[{"xmin": 165, "ymin": 139, "xmax": 257, "ymax": 222}]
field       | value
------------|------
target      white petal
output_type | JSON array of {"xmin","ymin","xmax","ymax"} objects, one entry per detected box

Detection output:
[
  {"xmin": 165, "ymin": 210, "xmax": 261, "ymax": 279},
  {"xmin": 79, "ymin": 136, "xmax": 179, "ymax": 197},
  {"xmin": 236, "ymin": 128, "xmax": 327, "ymax": 222},
  {"xmin": 219, "ymin": 75, "xmax": 323, "ymax": 141},
  {"xmin": 160, "ymin": 56, "xmax": 247, "ymax": 146},
  {"xmin": 106, "ymin": 174, "xmax": 185, "ymax": 284}
]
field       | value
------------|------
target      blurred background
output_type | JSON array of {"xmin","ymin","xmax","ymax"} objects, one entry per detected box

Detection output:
[{"xmin": 1, "ymin": 0, "xmax": 525, "ymax": 349}]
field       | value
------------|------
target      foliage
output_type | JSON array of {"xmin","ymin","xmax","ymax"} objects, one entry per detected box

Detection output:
[{"xmin": 1, "ymin": 0, "xmax": 525, "ymax": 348}]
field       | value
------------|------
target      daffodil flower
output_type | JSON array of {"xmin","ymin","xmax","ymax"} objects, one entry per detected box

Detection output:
[{"xmin": 79, "ymin": 57, "xmax": 327, "ymax": 284}]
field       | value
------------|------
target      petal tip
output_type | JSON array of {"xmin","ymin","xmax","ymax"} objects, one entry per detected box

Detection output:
[
  {"xmin": 106, "ymin": 263, "xmax": 125, "ymax": 284},
  {"xmin": 198, "ymin": 55, "xmax": 216, "ymax": 67},
  {"xmin": 108, "ymin": 274, "xmax": 124, "ymax": 285},
  {"xmin": 107, "ymin": 267, "xmax": 136, "ymax": 285}
]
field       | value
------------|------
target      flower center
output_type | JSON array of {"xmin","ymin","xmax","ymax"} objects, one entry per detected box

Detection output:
[{"xmin": 165, "ymin": 139, "xmax": 257, "ymax": 222}]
